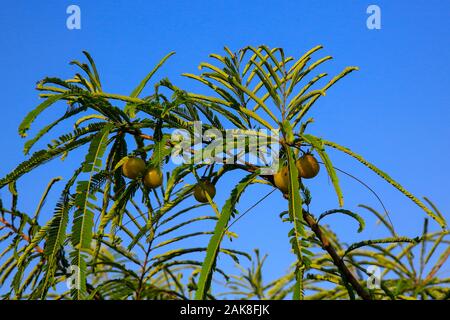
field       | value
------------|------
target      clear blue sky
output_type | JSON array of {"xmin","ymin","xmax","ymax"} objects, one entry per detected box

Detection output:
[{"xmin": 0, "ymin": 0, "xmax": 449, "ymax": 290}]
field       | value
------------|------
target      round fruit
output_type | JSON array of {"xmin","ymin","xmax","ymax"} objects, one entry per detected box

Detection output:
[
  {"xmin": 273, "ymin": 166, "xmax": 289, "ymax": 194},
  {"xmin": 143, "ymin": 168, "xmax": 163, "ymax": 188},
  {"xmin": 122, "ymin": 158, "xmax": 146, "ymax": 179},
  {"xmin": 194, "ymin": 181, "xmax": 216, "ymax": 203},
  {"xmin": 296, "ymin": 154, "xmax": 320, "ymax": 179}
]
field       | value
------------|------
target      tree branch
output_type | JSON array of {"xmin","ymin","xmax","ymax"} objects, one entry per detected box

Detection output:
[
  {"xmin": 0, "ymin": 216, "xmax": 44, "ymax": 254},
  {"xmin": 303, "ymin": 212, "xmax": 372, "ymax": 300}
]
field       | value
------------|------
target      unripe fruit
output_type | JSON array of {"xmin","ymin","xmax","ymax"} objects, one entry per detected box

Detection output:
[
  {"xmin": 273, "ymin": 166, "xmax": 289, "ymax": 194},
  {"xmin": 122, "ymin": 158, "xmax": 146, "ymax": 180},
  {"xmin": 194, "ymin": 181, "xmax": 216, "ymax": 203},
  {"xmin": 143, "ymin": 168, "xmax": 163, "ymax": 188},
  {"xmin": 296, "ymin": 154, "xmax": 320, "ymax": 179}
]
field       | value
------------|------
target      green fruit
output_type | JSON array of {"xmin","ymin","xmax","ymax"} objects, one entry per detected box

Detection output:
[
  {"xmin": 143, "ymin": 168, "xmax": 163, "ymax": 188},
  {"xmin": 122, "ymin": 158, "xmax": 146, "ymax": 179},
  {"xmin": 296, "ymin": 154, "xmax": 320, "ymax": 179},
  {"xmin": 273, "ymin": 166, "xmax": 289, "ymax": 194},
  {"xmin": 194, "ymin": 181, "xmax": 216, "ymax": 203}
]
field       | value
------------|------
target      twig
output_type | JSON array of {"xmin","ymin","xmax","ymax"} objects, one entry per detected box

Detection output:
[
  {"xmin": 0, "ymin": 216, "xmax": 44, "ymax": 254},
  {"xmin": 424, "ymin": 246, "xmax": 450, "ymax": 283},
  {"xmin": 303, "ymin": 212, "xmax": 372, "ymax": 300}
]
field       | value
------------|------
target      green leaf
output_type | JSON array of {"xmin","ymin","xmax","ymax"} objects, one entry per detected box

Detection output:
[
  {"xmin": 19, "ymin": 94, "xmax": 66, "ymax": 137},
  {"xmin": 70, "ymin": 123, "xmax": 113, "ymax": 299},
  {"xmin": 131, "ymin": 52, "xmax": 175, "ymax": 98},
  {"xmin": 285, "ymin": 145, "xmax": 307, "ymax": 300},
  {"xmin": 228, "ymin": 77, "xmax": 278, "ymax": 125},
  {"xmin": 281, "ymin": 120, "xmax": 294, "ymax": 144},
  {"xmin": 291, "ymin": 66, "xmax": 358, "ymax": 126},
  {"xmin": 318, "ymin": 209, "xmax": 365, "ymax": 233},
  {"xmin": 24, "ymin": 104, "xmax": 87, "ymax": 154},
  {"xmin": 150, "ymin": 136, "xmax": 172, "ymax": 168},
  {"xmin": 195, "ymin": 172, "xmax": 258, "ymax": 299},
  {"xmin": 323, "ymin": 139, "xmax": 447, "ymax": 228},
  {"xmin": 344, "ymin": 237, "xmax": 420, "ymax": 257},
  {"xmin": 125, "ymin": 52, "xmax": 175, "ymax": 117},
  {"xmin": 82, "ymin": 51, "xmax": 102, "ymax": 91},
  {"xmin": 0, "ymin": 134, "xmax": 95, "ymax": 188},
  {"xmin": 303, "ymin": 134, "xmax": 344, "ymax": 207}
]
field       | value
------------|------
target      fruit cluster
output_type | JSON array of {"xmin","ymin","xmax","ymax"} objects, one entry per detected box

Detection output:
[
  {"xmin": 123, "ymin": 154, "xmax": 318, "ymax": 201},
  {"xmin": 273, "ymin": 154, "xmax": 320, "ymax": 194},
  {"xmin": 122, "ymin": 158, "xmax": 216, "ymax": 203},
  {"xmin": 122, "ymin": 158, "xmax": 163, "ymax": 189}
]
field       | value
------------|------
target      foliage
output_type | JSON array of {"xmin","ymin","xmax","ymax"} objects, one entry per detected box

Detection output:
[{"xmin": 0, "ymin": 47, "xmax": 448, "ymax": 300}]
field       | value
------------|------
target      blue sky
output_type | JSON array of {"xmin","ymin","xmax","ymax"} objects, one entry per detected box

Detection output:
[{"xmin": 0, "ymin": 0, "xmax": 449, "ymax": 292}]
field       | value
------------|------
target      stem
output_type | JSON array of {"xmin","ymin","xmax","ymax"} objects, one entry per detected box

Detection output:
[
  {"xmin": 135, "ymin": 193, "xmax": 157, "ymax": 300},
  {"xmin": 0, "ymin": 216, "xmax": 44, "ymax": 254},
  {"xmin": 135, "ymin": 242, "xmax": 153, "ymax": 300},
  {"xmin": 303, "ymin": 212, "xmax": 372, "ymax": 300},
  {"xmin": 424, "ymin": 246, "xmax": 450, "ymax": 283}
]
